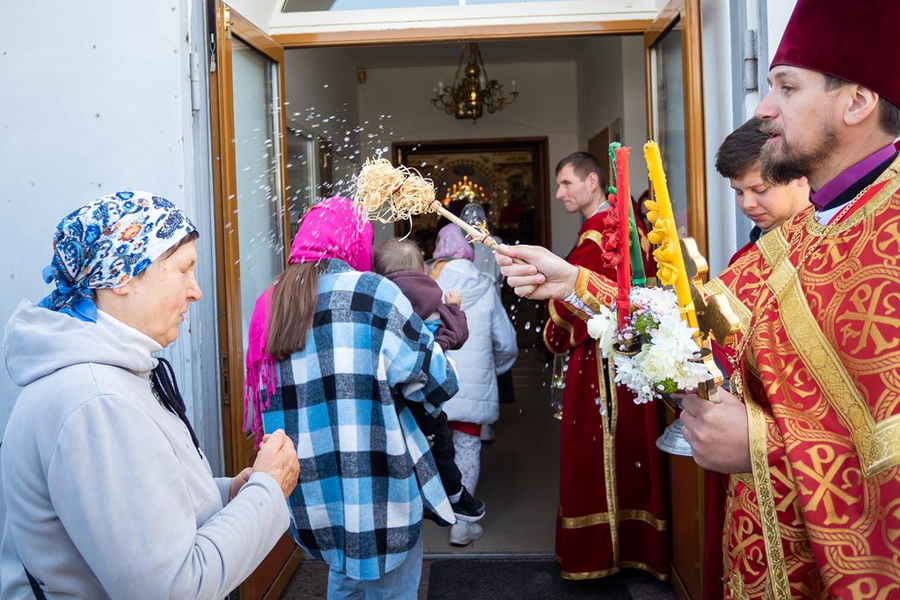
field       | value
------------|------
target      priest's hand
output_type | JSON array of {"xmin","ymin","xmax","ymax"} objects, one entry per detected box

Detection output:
[
  {"xmin": 680, "ymin": 387, "xmax": 751, "ymax": 473},
  {"xmin": 494, "ymin": 244, "xmax": 578, "ymax": 300}
]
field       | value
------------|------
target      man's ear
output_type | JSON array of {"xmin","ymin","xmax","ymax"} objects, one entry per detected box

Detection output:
[
  {"xmin": 843, "ymin": 84, "xmax": 880, "ymax": 127},
  {"xmin": 587, "ymin": 171, "xmax": 599, "ymax": 191}
]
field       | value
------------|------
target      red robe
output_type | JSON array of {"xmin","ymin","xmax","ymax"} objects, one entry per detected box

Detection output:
[
  {"xmin": 704, "ymin": 238, "xmax": 758, "ymax": 600},
  {"xmin": 574, "ymin": 158, "xmax": 900, "ymax": 597},
  {"xmin": 543, "ymin": 209, "xmax": 668, "ymax": 581}
]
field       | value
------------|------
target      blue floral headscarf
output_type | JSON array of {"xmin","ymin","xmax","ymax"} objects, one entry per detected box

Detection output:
[{"xmin": 39, "ymin": 190, "xmax": 197, "ymax": 322}]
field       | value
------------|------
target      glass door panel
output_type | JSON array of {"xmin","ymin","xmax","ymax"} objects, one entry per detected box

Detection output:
[
  {"xmin": 650, "ymin": 23, "xmax": 689, "ymax": 237},
  {"xmin": 645, "ymin": 0, "xmax": 707, "ymax": 255},
  {"xmin": 232, "ymin": 38, "xmax": 286, "ymax": 350}
]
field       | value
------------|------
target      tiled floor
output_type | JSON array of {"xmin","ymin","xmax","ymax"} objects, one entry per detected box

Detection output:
[{"xmin": 423, "ymin": 346, "xmax": 560, "ymax": 556}]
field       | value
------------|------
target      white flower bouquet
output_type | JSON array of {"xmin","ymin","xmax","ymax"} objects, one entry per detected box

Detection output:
[{"xmin": 587, "ymin": 287, "xmax": 711, "ymax": 404}]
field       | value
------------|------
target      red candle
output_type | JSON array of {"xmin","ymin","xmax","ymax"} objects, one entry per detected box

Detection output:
[{"xmin": 614, "ymin": 146, "xmax": 631, "ymax": 329}]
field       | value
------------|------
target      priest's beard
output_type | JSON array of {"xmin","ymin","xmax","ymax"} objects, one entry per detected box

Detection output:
[{"xmin": 759, "ymin": 122, "xmax": 838, "ymax": 186}]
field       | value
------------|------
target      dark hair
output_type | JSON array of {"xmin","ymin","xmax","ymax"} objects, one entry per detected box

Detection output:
[
  {"xmin": 373, "ymin": 239, "xmax": 425, "ymax": 275},
  {"xmin": 823, "ymin": 74, "xmax": 900, "ymax": 137},
  {"xmin": 715, "ymin": 117, "xmax": 769, "ymax": 179},
  {"xmin": 555, "ymin": 152, "xmax": 608, "ymax": 193},
  {"xmin": 267, "ymin": 262, "xmax": 323, "ymax": 360}
]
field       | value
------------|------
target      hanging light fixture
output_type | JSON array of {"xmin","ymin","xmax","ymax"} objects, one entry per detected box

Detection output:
[{"xmin": 431, "ymin": 42, "xmax": 518, "ymax": 123}]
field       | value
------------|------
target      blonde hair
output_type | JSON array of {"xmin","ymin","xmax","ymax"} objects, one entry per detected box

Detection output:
[{"xmin": 373, "ymin": 239, "xmax": 425, "ymax": 275}]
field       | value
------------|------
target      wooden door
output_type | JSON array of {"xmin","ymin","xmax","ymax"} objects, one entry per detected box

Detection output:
[
  {"xmin": 209, "ymin": 3, "xmax": 301, "ymax": 598},
  {"xmin": 644, "ymin": 2, "xmax": 708, "ymax": 599},
  {"xmin": 588, "ymin": 127, "xmax": 611, "ymax": 186}
]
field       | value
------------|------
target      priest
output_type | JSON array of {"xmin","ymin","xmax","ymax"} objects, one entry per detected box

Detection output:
[{"xmin": 495, "ymin": 0, "xmax": 900, "ymax": 597}]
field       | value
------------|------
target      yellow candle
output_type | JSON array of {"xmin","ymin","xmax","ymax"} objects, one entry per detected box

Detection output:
[{"xmin": 643, "ymin": 141, "xmax": 699, "ymax": 330}]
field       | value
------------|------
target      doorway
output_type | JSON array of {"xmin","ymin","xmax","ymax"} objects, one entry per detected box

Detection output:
[{"xmin": 209, "ymin": 2, "xmax": 710, "ymax": 597}]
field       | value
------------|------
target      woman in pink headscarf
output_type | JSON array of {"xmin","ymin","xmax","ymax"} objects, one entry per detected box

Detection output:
[
  {"xmin": 429, "ymin": 224, "xmax": 518, "ymax": 547},
  {"xmin": 244, "ymin": 197, "xmax": 459, "ymax": 599}
]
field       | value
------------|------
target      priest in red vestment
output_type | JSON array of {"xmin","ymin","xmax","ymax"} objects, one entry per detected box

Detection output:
[
  {"xmin": 703, "ymin": 116, "xmax": 810, "ymax": 600},
  {"xmin": 496, "ymin": 1, "xmax": 900, "ymax": 596},
  {"xmin": 543, "ymin": 152, "xmax": 667, "ymax": 582}
]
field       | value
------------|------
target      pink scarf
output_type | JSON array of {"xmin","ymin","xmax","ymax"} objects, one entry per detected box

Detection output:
[
  {"xmin": 244, "ymin": 197, "xmax": 373, "ymax": 444},
  {"xmin": 432, "ymin": 223, "xmax": 474, "ymax": 261}
]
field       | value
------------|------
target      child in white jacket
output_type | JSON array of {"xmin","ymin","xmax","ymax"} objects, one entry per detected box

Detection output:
[{"xmin": 430, "ymin": 224, "xmax": 518, "ymax": 546}]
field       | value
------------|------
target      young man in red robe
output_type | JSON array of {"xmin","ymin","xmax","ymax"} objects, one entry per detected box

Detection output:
[
  {"xmin": 497, "ymin": 1, "xmax": 900, "ymax": 596},
  {"xmin": 543, "ymin": 152, "xmax": 668, "ymax": 582}
]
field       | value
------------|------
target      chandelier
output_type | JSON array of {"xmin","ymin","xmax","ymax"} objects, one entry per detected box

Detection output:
[
  {"xmin": 431, "ymin": 42, "xmax": 518, "ymax": 122},
  {"xmin": 443, "ymin": 176, "xmax": 486, "ymax": 205}
]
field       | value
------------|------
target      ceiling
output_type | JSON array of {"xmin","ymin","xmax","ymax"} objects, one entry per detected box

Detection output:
[{"xmin": 341, "ymin": 37, "xmax": 594, "ymax": 70}]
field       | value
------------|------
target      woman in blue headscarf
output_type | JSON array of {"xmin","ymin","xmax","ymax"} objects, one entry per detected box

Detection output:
[{"xmin": 0, "ymin": 191, "xmax": 298, "ymax": 599}]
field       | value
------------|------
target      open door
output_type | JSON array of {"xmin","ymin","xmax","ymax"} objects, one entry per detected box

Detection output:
[
  {"xmin": 644, "ymin": 2, "xmax": 707, "ymax": 600},
  {"xmin": 209, "ymin": 3, "xmax": 301, "ymax": 598}
]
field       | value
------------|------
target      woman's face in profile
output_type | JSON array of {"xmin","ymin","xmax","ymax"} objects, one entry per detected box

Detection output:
[{"xmin": 119, "ymin": 240, "xmax": 202, "ymax": 347}]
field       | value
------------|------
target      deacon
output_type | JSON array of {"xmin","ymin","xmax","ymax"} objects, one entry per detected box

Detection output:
[
  {"xmin": 495, "ymin": 0, "xmax": 900, "ymax": 597},
  {"xmin": 544, "ymin": 152, "xmax": 667, "ymax": 582}
]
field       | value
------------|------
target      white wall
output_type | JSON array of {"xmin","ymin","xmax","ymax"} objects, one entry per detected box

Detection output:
[
  {"xmin": 701, "ymin": 0, "xmax": 737, "ymax": 276},
  {"xmin": 764, "ymin": 0, "xmax": 797, "ymax": 64},
  {"xmin": 357, "ymin": 61, "xmax": 579, "ymax": 255},
  {"xmin": 0, "ymin": 0, "xmax": 220, "ymax": 516},
  {"xmin": 621, "ymin": 36, "xmax": 650, "ymax": 199},
  {"xmin": 578, "ymin": 37, "xmax": 624, "ymax": 153},
  {"xmin": 576, "ymin": 36, "xmax": 649, "ymax": 223}
]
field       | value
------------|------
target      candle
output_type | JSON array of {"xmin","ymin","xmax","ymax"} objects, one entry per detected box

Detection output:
[
  {"xmin": 614, "ymin": 146, "xmax": 631, "ymax": 329},
  {"xmin": 627, "ymin": 202, "xmax": 646, "ymax": 286},
  {"xmin": 643, "ymin": 141, "xmax": 699, "ymax": 331}
]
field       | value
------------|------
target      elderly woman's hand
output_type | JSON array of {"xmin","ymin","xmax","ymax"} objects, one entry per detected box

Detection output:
[
  {"xmin": 228, "ymin": 467, "xmax": 253, "ymax": 501},
  {"xmin": 252, "ymin": 429, "xmax": 300, "ymax": 498},
  {"xmin": 494, "ymin": 244, "xmax": 578, "ymax": 300}
]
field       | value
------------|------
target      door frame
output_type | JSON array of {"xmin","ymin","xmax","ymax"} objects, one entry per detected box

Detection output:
[
  {"xmin": 208, "ymin": 2, "xmax": 300, "ymax": 598},
  {"xmin": 644, "ymin": 5, "xmax": 709, "ymax": 597},
  {"xmin": 391, "ymin": 136, "xmax": 551, "ymax": 250},
  {"xmin": 644, "ymin": 0, "xmax": 708, "ymax": 258},
  {"xmin": 212, "ymin": 8, "xmax": 710, "ymax": 599},
  {"xmin": 272, "ymin": 20, "xmax": 651, "ymax": 48}
]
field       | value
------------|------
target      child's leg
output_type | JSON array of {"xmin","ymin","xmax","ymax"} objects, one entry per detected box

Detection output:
[
  {"xmin": 451, "ymin": 430, "xmax": 482, "ymax": 495},
  {"xmin": 426, "ymin": 412, "xmax": 464, "ymax": 497},
  {"xmin": 406, "ymin": 403, "xmax": 463, "ymax": 496}
]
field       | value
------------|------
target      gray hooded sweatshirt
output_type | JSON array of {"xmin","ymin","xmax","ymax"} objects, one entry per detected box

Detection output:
[{"xmin": 0, "ymin": 301, "xmax": 289, "ymax": 599}]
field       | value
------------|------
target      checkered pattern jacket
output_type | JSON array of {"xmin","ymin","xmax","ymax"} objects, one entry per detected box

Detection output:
[{"xmin": 262, "ymin": 260, "xmax": 458, "ymax": 580}]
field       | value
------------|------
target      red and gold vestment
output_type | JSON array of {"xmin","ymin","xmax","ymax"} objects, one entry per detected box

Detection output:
[
  {"xmin": 544, "ymin": 210, "xmax": 668, "ymax": 581},
  {"xmin": 575, "ymin": 156, "xmax": 900, "ymax": 598}
]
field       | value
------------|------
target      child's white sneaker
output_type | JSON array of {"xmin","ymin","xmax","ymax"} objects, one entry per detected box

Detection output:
[{"xmin": 449, "ymin": 521, "xmax": 484, "ymax": 546}]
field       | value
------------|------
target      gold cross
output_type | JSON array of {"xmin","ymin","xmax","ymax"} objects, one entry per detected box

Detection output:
[{"xmin": 681, "ymin": 237, "xmax": 742, "ymax": 401}]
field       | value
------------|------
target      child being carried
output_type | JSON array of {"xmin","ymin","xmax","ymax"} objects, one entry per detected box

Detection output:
[{"xmin": 373, "ymin": 239, "xmax": 486, "ymax": 523}]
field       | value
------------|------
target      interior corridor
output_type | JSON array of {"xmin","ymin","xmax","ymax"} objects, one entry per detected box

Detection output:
[{"xmin": 423, "ymin": 346, "xmax": 559, "ymax": 556}]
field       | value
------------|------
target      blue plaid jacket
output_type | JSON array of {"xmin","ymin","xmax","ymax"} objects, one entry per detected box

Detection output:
[{"xmin": 262, "ymin": 260, "xmax": 458, "ymax": 580}]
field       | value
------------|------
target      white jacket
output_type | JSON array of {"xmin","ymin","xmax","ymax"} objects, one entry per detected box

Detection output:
[
  {"xmin": 0, "ymin": 301, "xmax": 289, "ymax": 599},
  {"xmin": 434, "ymin": 260, "xmax": 518, "ymax": 425}
]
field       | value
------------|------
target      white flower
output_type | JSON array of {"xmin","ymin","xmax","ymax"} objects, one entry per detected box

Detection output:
[
  {"xmin": 601, "ymin": 285, "xmax": 714, "ymax": 405},
  {"xmin": 586, "ymin": 305, "xmax": 617, "ymax": 356}
]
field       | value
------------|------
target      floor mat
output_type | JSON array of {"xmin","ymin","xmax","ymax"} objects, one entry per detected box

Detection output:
[{"xmin": 425, "ymin": 559, "xmax": 670, "ymax": 600}]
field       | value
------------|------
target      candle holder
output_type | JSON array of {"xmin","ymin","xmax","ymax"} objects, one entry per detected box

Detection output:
[
  {"xmin": 655, "ymin": 396, "xmax": 694, "ymax": 456},
  {"xmin": 654, "ymin": 348, "xmax": 713, "ymax": 456}
]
